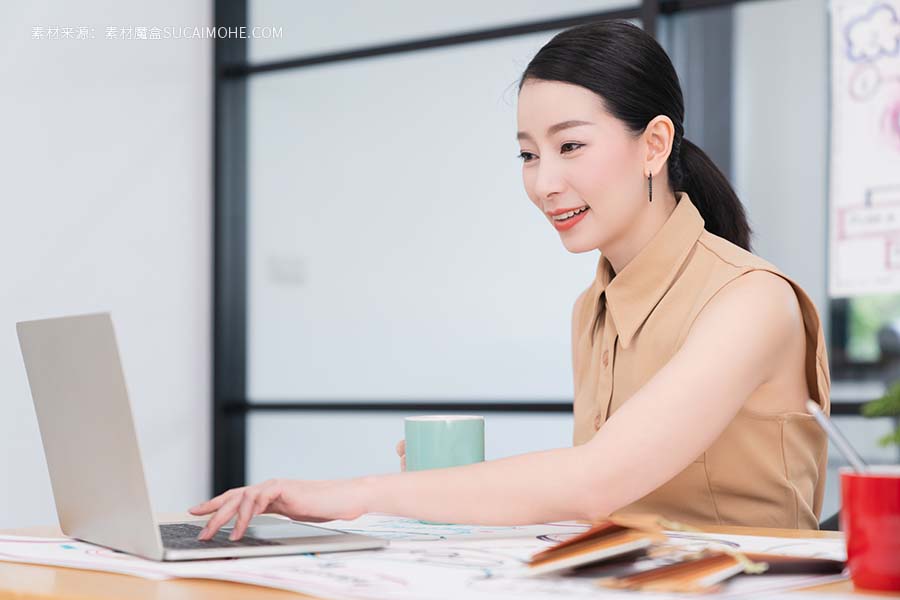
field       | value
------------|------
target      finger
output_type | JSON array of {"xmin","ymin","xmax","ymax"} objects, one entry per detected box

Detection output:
[
  {"xmin": 189, "ymin": 487, "xmax": 241, "ymax": 515},
  {"xmin": 229, "ymin": 491, "xmax": 259, "ymax": 541},
  {"xmin": 189, "ymin": 495, "xmax": 226, "ymax": 516},
  {"xmin": 199, "ymin": 494, "xmax": 242, "ymax": 540},
  {"xmin": 198, "ymin": 494, "xmax": 243, "ymax": 540},
  {"xmin": 401, "ymin": 456, "xmax": 406, "ymax": 471},
  {"xmin": 229, "ymin": 481, "xmax": 283, "ymax": 540},
  {"xmin": 395, "ymin": 439, "xmax": 405, "ymax": 457}
]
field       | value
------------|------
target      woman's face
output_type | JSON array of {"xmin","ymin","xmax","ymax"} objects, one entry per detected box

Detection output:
[{"xmin": 516, "ymin": 79, "xmax": 645, "ymax": 254}]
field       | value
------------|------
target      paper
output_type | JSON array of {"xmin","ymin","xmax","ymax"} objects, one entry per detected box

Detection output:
[
  {"xmin": 656, "ymin": 530, "xmax": 846, "ymax": 561},
  {"xmin": 828, "ymin": 0, "xmax": 900, "ymax": 296},
  {"xmin": 0, "ymin": 514, "xmax": 848, "ymax": 600},
  {"xmin": 319, "ymin": 513, "xmax": 591, "ymax": 542}
]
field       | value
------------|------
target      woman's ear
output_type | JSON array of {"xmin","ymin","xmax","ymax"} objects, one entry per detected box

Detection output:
[{"xmin": 642, "ymin": 115, "xmax": 675, "ymax": 177}]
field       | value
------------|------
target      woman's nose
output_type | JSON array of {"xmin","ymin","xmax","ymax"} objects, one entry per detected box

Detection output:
[{"xmin": 532, "ymin": 162, "xmax": 567, "ymax": 203}]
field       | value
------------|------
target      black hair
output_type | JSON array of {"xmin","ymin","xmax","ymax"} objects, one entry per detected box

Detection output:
[{"xmin": 517, "ymin": 19, "xmax": 752, "ymax": 251}]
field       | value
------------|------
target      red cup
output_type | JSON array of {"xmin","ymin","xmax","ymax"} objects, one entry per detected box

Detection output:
[{"xmin": 840, "ymin": 466, "xmax": 900, "ymax": 592}]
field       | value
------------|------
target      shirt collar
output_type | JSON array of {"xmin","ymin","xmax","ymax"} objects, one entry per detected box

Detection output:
[{"xmin": 593, "ymin": 191, "xmax": 705, "ymax": 349}]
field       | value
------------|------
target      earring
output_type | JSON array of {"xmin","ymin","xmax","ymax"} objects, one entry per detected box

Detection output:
[{"xmin": 648, "ymin": 172, "xmax": 653, "ymax": 203}]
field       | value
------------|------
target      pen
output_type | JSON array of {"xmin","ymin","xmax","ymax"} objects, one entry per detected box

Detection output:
[{"xmin": 805, "ymin": 400, "xmax": 868, "ymax": 473}]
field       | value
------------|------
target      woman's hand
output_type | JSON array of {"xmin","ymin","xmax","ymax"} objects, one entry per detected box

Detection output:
[
  {"xmin": 188, "ymin": 478, "xmax": 369, "ymax": 541},
  {"xmin": 396, "ymin": 439, "xmax": 406, "ymax": 471}
]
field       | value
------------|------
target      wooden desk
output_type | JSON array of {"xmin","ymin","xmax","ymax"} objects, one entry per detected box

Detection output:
[{"xmin": 0, "ymin": 517, "xmax": 895, "ymax": 599}]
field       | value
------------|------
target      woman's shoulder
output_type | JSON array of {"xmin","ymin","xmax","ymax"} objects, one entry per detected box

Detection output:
[
  {"xmin": 689, "ymin": 231, "xmax": 811, "ymax": 345},
  {"xmin": 707, "ymin": 270, "xmax": 801, "ymax": 321},
  {"xmin": 684, "ymin": 268, "xmax": 806, "ymax": 391},
  {"xmin": 693, "ymin": 229, "xmax": 816, "ymax": 317},
  {"xmin": 695, "ymin": 229, "xmax": 779, "ymax": 274}
]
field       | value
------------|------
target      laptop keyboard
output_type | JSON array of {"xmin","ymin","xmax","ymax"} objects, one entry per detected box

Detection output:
[{"xmin": 160, "ymin": 522, "xmax": 280, "ymax": 550}]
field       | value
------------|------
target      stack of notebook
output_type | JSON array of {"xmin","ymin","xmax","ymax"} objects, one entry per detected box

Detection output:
[{"xmin": 525, "ymin": 515, "xmax": 845, "ymax": 593}]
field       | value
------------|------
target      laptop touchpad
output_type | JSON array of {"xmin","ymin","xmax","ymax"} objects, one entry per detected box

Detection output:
[{"xmin": 219, "ymin": 516, "xmax": 345, "ymax": 540}]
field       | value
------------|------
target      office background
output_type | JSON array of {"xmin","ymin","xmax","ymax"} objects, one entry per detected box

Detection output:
[{"xmin": 2, "ymin": 0, "xmax": 898, "ymax": 529}]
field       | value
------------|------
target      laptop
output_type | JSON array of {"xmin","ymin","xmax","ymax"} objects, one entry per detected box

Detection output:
[{"xmin": 16, "ymin": 312, "xmax": 388, "ymax": 561}]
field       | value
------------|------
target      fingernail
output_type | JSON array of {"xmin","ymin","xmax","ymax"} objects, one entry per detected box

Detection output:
[
  {"xmin": 197, "ymin": 528, "xmax": 208, "ymax": 539},
  {"xmin": 229, "ymin": 533, "xmax": 238, "ymax": 541}
]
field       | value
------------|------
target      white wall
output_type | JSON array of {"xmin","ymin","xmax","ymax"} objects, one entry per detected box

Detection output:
[
  {"xmin": 731, "ymin": 0, "xmax": 899, "ymax": 520},
  {"xmin": 248, "ymin": 0, "xmax": 639, "ymax": 62},
  {"xmin": 249, "ymin": 411, "xmax": 575, "ymax": 482},
  {"xmin": 242, "ymin": 1, "xmax": 637, "ymax": 486},
  {"xmin": 732, "ymin": 0, "xmax": 829, "ymax": 322},
  {"xmin": 0, "ymin": 1, "xmax": 211, "ymax": 527},
  {"xmin": 245, "ymin": 2, "xmax": 638, "ymax": 404},
  {"xmin": 246, "ymin": 31, "xmax": 599, "ymax": 404}
]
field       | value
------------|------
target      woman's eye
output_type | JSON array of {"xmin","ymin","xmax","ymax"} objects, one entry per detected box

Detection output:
[{"xmin": 518, "ymin": 143, "xmax": 582, "ymax": 163}]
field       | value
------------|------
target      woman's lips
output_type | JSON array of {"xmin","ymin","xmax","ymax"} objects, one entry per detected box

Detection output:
[{"xmin": 551, "ymin": 206, "xmax": 590, "ymax": 232}]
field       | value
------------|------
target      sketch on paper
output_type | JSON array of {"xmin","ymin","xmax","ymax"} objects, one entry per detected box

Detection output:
[
  {"xmin": 830, "ymin": 0, "xmax": 900, "ymax": 295},
  {"xmin": 0, "ymin": 515, "xmax": 847, "ymax": 600},
  {"xmin": 320, "ymin": 513, "xmax": 590, "ymax": 542}
]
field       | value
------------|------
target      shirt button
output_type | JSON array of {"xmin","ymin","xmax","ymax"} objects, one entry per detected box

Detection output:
[
  {"xmin": 594, "ymin": 414, "xmax": 602, "ymax": 430},
  {"xmin": 602, "ymin": 350, "xmax": 609, "ymax": 367}
]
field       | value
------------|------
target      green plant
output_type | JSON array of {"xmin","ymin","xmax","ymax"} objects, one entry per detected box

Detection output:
[{"xmin": 862, "ymin": 380, "xmax": 900, "ymax": 447}]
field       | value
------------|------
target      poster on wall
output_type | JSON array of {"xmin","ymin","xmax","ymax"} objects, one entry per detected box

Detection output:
[{"xmin": 829, "ymin": 0, "xmax": 900, "ymax": 297}]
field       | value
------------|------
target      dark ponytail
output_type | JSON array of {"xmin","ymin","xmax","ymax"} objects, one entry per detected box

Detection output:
[
  {"xmin": 678, "ymin": 138, "xmax": 752, "ymax": 251},
  {"xmin": 518, "ymin": 20, "xmax": 752, "ymax": 251}
]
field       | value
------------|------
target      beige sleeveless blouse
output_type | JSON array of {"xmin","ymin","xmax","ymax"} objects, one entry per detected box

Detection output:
[{"xmin": 572, "ymin": 191, "xmax": 831, "ymax": 530}]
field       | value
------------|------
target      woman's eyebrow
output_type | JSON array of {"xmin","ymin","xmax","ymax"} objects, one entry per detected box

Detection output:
[{"xmin": 516, "ymin": 119, "xmax": 594, "ymax": 142}]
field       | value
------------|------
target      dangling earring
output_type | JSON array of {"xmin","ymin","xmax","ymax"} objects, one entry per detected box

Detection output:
[{"xmin": 648, "ymin": 172, "xmax": 653, "ymax": 203}]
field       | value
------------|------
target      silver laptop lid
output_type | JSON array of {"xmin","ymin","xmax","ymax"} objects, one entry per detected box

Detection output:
[{"xmin": 17, "ymin": 312, "xmax": 165, "ymax": 560}]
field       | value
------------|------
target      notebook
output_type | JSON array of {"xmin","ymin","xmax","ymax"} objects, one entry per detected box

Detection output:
[
  {"xmin": 526, "ymin": 516, "xmax": 665, "ymax": 577},
  {"xmin": 525, "ymin": 514, "xmax": 846, "ymax": 591}
]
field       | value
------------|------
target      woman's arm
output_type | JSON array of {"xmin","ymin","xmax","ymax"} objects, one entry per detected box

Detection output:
[
  {"xmin": 358, "ymin": 271, "xmax": 803, "ymax": 521},
  {"xmin": 193, "ymin": 271, "xmax": 803, "ymax": 540}
]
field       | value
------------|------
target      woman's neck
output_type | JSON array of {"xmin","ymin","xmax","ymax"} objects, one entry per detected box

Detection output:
[{"xmin": 603, "ymin": 191, "xmax": 679, "ymax": 275}]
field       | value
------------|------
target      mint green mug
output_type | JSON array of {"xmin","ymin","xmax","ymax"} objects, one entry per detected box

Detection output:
[
  {"xmin": 404, "ymin": 415, "xmax": 485, "ymax": 524},
  {"xmin": 404, "ymin": 415, "xmax": 485, "ymax": 472}
]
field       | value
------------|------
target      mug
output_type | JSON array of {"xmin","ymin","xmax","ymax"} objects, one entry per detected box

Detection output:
[
  {"xmin": 404, "ymin": 415, "xmax": 485, "ymax": 472},
  {"xmin": 840, "ymin": 465, "xmax": 900, "ymax": 592},
  {"xmin": 404, "ymin": 415, "xmax": 485, "ymax": 526}
]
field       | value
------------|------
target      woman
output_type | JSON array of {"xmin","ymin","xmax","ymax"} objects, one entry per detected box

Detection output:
[{"xmin": 191, "ymin": 20, "xmax": 830, "ymax": 541}]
